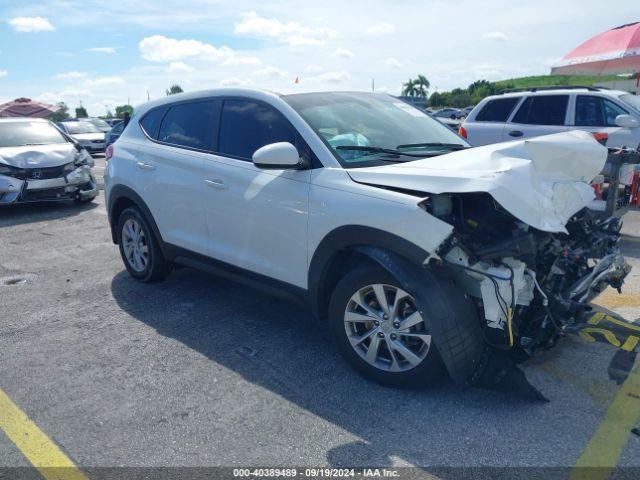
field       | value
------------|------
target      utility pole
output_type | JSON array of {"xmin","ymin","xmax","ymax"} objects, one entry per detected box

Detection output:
[
  {"xmin": 372, "ymin": 79, "xmax": 375, "ymax": 92},
  {"xmin": 146, "ymin": 89, "xmax": 150, "ymax": 102}
]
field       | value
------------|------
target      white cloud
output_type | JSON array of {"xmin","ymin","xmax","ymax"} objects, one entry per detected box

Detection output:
[
  {"xmin": 54, "ymin": 71, "xmax": 87, "ymax": 80},
  {"xmin": 86, "ymin": 47, "xmax": 117, "ymax": 54},
  {"xmin": 306, "ymin": 71, "xmax": 351, "ymax": 83},
  {"xmin": 234, "ymin": 11, "xmax": 335, "ymax": 46},
  {"xmin": 365, "ymin": 22, "xmax": 395, "ymax": 36},
  {"xmin": 253, "ymin": 66, "xmax": 287, "ymax": 77},
  {"xmin": 333, "ymin": 48, "xmax": 354, "ymax": 59},
  {"xmin": 167, "ymin": 61, "xmax": 194, "ymax": 72},
  {"xmin": 482, "ymin": 31, "xmax": 509, "ymax": 42},
  {"xmin": 88, "ymin": 76, "xmax": 125, "ymax": 86},
  {"xmin": 219, "ymin": 77, "xmax": 250, "ymax": 87},
  {"xmin": 139, "ymin": 35, "xmax": 260, "ymax": 66},
  {"xmin": 0, "ymin": 70, "xmax": 8, "ymax": 78},
  {"xmin": 305, "ymin": 64, "xmax": 324, "ymax": 73},
  {"xmin": 383, "ymin": 58, "xmax": 404, "ymax": 68},
  {"xmin": 8, "ymin": 16, "xmax": 54, "ymax": 32}
]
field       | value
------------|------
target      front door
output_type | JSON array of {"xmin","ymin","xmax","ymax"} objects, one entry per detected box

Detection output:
[{"xmin": 201, "ymin": 98, "xmax": 311, "ymax": 288}]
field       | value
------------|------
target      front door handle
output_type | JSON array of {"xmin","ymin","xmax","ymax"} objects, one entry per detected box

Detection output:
[
  {"xmin": 205, "ymin": 179, "xmax": 228, "ymax": 190},
  {"xmin": 136, "ymin": 161, "xmax": 155, "ymax": 171},
  {"xmin": 508, "ymin": 130, "xmax": 524, "ymax": 137}
]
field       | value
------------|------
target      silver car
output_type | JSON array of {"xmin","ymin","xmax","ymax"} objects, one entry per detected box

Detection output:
[
  {"xmin": 0, "ymin": 118, "xmax": 98, "ymax": 204},
  {"xmin": 57, "ymin": 121, "xmax": 106, "ymax": 153}
]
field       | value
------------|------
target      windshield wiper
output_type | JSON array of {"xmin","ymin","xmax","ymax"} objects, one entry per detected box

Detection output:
[
  {"xmin": 396, "ymin": 142, "xmax": 467, "ymax": 151},
  {"xmin": 335, "ymin": 145, "xmax": 426, "ymax": 158}
]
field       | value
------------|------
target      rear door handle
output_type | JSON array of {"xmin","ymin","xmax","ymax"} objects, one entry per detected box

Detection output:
[
  {"xmin": 205, "ymin": 179, "xmax": 228, "ymax": 190},
  {"xmin": 508, "ymin": 130, "xmax": 524, "ymax": 138},
  {"xmin": 136, "ymin": 161, "xmax": 155, "ymax": 171}
]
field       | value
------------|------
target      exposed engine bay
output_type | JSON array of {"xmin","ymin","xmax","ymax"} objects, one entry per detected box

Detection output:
[{"xmin": 429, "ymin": 192, "xmax": 632, "ymax": 361}]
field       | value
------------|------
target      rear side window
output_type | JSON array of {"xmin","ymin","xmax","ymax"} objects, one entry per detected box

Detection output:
[
  {"xmin": 475, "ymin": 98, "xmax": 520, "ymax": 122},
  {"xmin": 139, "ymin": 106, "xmax": 167, "ymax": 139},
  {"xmin": 158, "ymin": 100, "xmax": 221, "ymax": 151},
  {"xmin": 512, "ymin": 95, "xmax": 569, "ymax": 125},
  {"xmin": 575, "ymin": 95, "xmax": 628, "ymax": 127},
  {"xmin": 218, "ymin": 99, "xmax": 296, "ymax": 160}
]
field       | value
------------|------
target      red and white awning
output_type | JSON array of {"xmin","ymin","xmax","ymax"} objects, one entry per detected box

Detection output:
[
  {"xmin": 0, "ymin": 98, "xmax": 60, "ymax": 118},
  {"xmin": 551, "ymin": 22, "xmax": 640, "ymax": 76}
]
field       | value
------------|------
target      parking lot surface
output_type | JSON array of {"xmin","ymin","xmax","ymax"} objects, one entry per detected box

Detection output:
[{"xmin": 1, "ymin": 157, "xmax": 639, "ymax": 476}]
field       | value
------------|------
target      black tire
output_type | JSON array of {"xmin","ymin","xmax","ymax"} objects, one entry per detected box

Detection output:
[
  {"xmin": 117, "ymin": 206, "xmax": 171, "ymax": 282},
  {"xmin": 328, "ymin": 265, "xmax": 445, "ymax": 387}
]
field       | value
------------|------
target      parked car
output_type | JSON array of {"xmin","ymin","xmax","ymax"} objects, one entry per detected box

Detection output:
[
  {"xmin": 461, "ymin": 86, "xmax": 640, "ymax": 148},
  {"xmin": 0, "ymin": 118, "xmax": 98, "ymax": 204},
  {"xmin": 462, "ymin": 106, "xmax": 475, "ymax": 117},
  {"xmin": 62, "ymin": 117, "xmax": 112, "ymax": 133},
  {"xmin": 105, "ymin": 120, "xmax": 124, "ymax": 147},
  {"xmin": 105, "ymin": 89, "xmax": 629, "ymax": 391},
  {"xmin": 432, "ymin": 108, "xmax": 464, "ymax": 119},
  {"xmin": 106, "ymin": 119, "xmax": 123, "ymax": 127},
  {"xmin": 57, "ymin": 121, "xmax": 106, "ymax": 153}
]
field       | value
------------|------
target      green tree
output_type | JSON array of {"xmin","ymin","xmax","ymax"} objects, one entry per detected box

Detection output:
[
  {"xmin": 413, "ymin": 75, "xmax": 430, "ymax": 97},
  {"xmin": 166, "ymin": 84, "xmax": 184, "ymax": 96},
  {"xmin": 75, "ymin": 106, "xmax": 88, "ymax": 118},
  {"xmin": 402, "ymin": 79, "xmax": 418, "ymax": 97},
  {"xmin": 47, "ymin": 102, "xmax": 70, "ymax": 122},
  {"xmin": 115, "ymin": 104, "xmax": 134, "ymax": 118}
]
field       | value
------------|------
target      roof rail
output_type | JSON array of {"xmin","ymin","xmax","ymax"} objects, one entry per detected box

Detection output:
[{"xmin": 498, "ymin": 85, "xmax": 604, "ymax": 94}]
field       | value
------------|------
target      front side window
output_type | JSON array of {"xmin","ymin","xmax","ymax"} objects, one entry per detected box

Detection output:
[
  {"xmin": 218, "ymin": 99, "xmax": 296, "ymax": 160},
  {"xmin": 475, "ymin": 97, "xmax": 520, "ymax": 122},
  {"xmin": 512, "ymin": 95, "xmax": 569, "ymax": 126},
  {"xmin": 575, "ymin": 95, "xmax": 628, "ymax": 127},
  {"xmin": 283, "ymin": 92, "xmax": 468, "ymax": 168},
  {"xmin": 158, "ymin": 100, "xmax": 221, "ymax": 151},
  {"xmin": 0, "ymin": 121, "xmax": 68, "ymax": 147}
]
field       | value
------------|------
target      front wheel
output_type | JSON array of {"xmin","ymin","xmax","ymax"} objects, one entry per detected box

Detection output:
[{"xmin": 328, "ymin": 266, "xmax": 445, "ymax": 387}]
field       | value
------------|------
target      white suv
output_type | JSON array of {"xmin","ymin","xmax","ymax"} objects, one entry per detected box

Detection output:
[
  {"xmin": 461, "ymin": 87, "xmax": 640, "ymax": 149},
  {"xmin": 104, "ymin": 89, "xmax": 630, "ymax": 393}
]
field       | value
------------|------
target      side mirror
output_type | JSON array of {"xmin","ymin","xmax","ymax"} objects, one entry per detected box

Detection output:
[
  {"xmin": 252, "ymin": 142, "xmax": 306, "ymax": 169},
  {"xmin": 615, "ymin": 114, "xmax": 639, "ymax": 129}
]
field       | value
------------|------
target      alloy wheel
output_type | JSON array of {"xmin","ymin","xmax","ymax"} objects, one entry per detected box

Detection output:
[
  {"xmin": 121, "ymin": 218, "xmax": 149, "ymax": 273},
  {"xmin": 344, "ymin": 284, "xmax": 431, "ymax": 372}
]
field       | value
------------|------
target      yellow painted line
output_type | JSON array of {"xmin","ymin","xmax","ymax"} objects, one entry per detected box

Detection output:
[
  {"xmin": 569, "ymin": 355, "xmax": 640, "ymax": 480},
  {"xmin": 0, "ymin": 389, "xmax": 87, "ymax": 480}
]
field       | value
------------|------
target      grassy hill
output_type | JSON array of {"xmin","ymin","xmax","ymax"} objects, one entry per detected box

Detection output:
[{"xmin": 493, "ymin": 74, "xmax": 624, "ymax": 90}]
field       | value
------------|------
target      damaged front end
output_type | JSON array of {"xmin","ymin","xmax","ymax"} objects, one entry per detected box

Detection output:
[{"xmin": 428, "ymin": 192, "xmax": 635, "ymax": 399}]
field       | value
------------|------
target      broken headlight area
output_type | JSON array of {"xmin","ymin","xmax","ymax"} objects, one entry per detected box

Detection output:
[{"xmin": 426, "ymin": 192, "xmax": 635, "ymax": 398}]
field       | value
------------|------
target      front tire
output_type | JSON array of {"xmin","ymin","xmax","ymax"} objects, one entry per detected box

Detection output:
[
  {"xmin": 328, "ymin": 266, "xmax": 445, "ymax": 387},
  {"xmin": 117, "ymin": 207, "xmax": 171, "ymax": 282}
]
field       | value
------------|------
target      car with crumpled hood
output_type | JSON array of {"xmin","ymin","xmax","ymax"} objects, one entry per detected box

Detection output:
[
  {"xmin": 0, "ymin": 118, "xmax": 98, "ymax": 204},
  {"xmin": 105, "ymin": 90, "xmax": 636, "ymax": 399}
]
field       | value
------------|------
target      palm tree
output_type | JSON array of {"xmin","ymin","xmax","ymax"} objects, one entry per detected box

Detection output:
[
  {"xmin": 414, "ymin": 75, "xmax": 430, "ymax": 97},
  {"xmin": 402, "ymin": 79, "xmax": 418, "ymax": 97}
]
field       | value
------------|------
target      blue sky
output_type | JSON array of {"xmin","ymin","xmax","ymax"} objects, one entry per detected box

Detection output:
[{"xmin": 0, "ymin": 0, "xmax": 637, "ymax": 116}]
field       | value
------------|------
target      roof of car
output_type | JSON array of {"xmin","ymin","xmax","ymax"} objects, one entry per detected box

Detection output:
[
  {"xmin": 492, "ymin": 87, "xmax": 629, "ymax": 98},
  {"xmin": 0, "ymin": 117, "xmax": 49, "ymax": 123}
]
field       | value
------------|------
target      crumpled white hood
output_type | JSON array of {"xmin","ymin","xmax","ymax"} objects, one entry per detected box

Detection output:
[
  {"xmin": 0, "ymin": 143, "xmax": 78, "ymax": 169},
  {"xmin": 347, "ymin": 130, "xmax": 607, "ymax": 233}
]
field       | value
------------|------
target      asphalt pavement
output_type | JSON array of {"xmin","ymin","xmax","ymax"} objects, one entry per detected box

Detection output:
[{"xmin": 0, "ymin": 156, "xmax": 639, "ymax": 477}]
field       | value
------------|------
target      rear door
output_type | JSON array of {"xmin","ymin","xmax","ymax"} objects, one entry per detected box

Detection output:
[
  {"xmin": 503, "ymin": 94, "xmax": 570, "ymax": 141},
  {"xmin": 463, "ymin": 97, "xmax": 521, "ymax": 146},
  {"xmin": 134, "ymin": 100, "xmax": 218, "ymax": 256}
]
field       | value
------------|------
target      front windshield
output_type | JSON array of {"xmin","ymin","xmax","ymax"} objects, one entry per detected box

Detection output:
[
  {"xmin": 283, "ymin": 92, "xmax": 468, "ymax": 168},
  {"xmin": 619, "ymin": 93, "xmax": 640, "ymax": 114},
  {"xmin": 66, "ymin": 122, "xmax": 101, "ymax": 134},
  {"xmin": 0, "ymin": 121, "xmax": 68, "ymax": 148}
]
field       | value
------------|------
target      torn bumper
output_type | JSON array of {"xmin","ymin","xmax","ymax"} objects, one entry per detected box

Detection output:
[{"xmin": 0, "ymin": 165, "xmax": 98, "ymax": 204}]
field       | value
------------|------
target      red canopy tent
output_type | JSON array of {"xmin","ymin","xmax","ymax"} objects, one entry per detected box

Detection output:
[
  {"xmin": 551, "ymin": 22, "xmax": 640, "ymax": 87},
  {"xmin": 0, "ymin": 97, "xmax": 60, "ymax": 118}
]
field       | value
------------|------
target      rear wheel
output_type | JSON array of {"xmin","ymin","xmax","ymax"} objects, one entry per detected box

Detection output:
[
  {"xmin": 117, "ymin": 207, "xmax": 171, "ymax": 282},
  {"xmin": 328, "ymin": 266, "xmax": 445, "ymax": 387}
]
